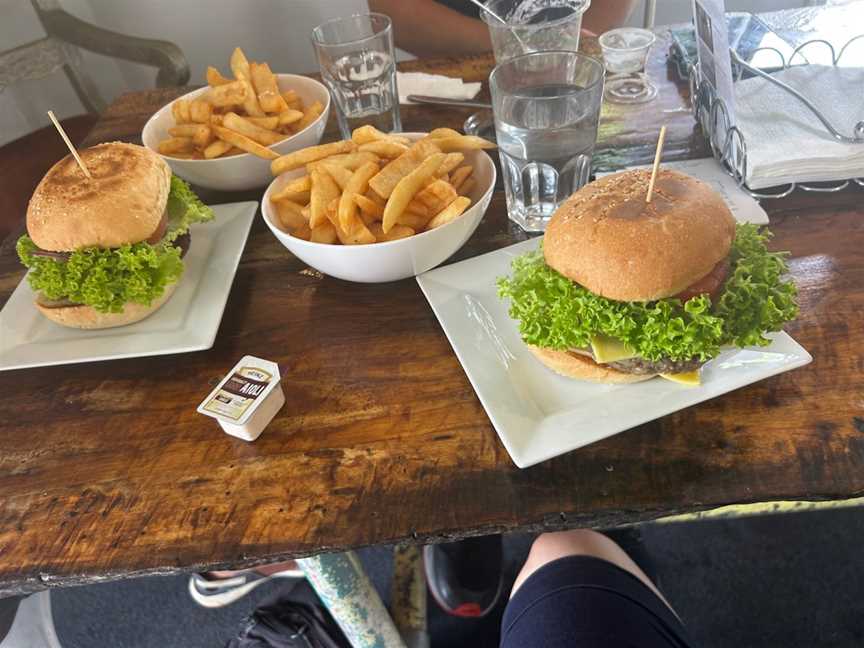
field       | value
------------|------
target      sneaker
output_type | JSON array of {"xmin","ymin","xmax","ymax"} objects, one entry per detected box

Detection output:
[
  {"xmin": 423, "ymin": 535, "xmax": 503, "ymax": 618},
  {"xmin": 188, "ymin": 565, "xmax": 304, "ymax": 608}
]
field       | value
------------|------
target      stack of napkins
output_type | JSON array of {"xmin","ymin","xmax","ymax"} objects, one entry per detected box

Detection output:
[
  {"xmin": 735, "ymin": 65, "xmax": 864, "ymax": 189},
  {"xmin": 396, "ymin": 72, "xmax": 481, "ymax": 104}
]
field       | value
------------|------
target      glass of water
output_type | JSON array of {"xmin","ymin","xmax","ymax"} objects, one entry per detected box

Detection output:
[
  {"xmin": 311, "ymin": 13, "xmax": 401, "ymax": 139},
  {"xmin": 480, "ymin": 0, "xmax": 590, "ymax": 63},
  {"xmin": 490, "ymin": 51, "xmax": 604, "ymax": 232}
]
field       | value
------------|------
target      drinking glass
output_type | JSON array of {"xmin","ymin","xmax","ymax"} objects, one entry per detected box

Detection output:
[
  {"xmin": 311, "ymin": 13, "xmax": 401, "ymax": 139},
  {"xmin": 480, "ymin": 0, "xmax": 590, "ymax": 63},
  {"xmin": 599, "ymin": 27, "xmax": 658, "ymax": 104},
  {"xmin": 490, "ymin": 51, "xmax": 604, "ymax": 232}
]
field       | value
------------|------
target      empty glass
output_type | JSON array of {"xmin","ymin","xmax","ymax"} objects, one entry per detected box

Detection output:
[
  {"xmin": 599, "ymin": 27, "xmax": 658, "ymax": 104},
  {"xmin": 311, "ymin": 13, "xmax": 401, "ymax": 138},
  {"xmin": 490, "ymin": 51, "xmax": 604, "ymax": 232},
  {"xmin": 480, "ymin": 0, "xmax": 590, "ymax": 63}
]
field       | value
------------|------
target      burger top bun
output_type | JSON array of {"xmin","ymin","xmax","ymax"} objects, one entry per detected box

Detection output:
[
  {"xmin": 543, "ymin": 169, "xmax": 736, "ymax": 302},
  {"xmin": 26, "ymin": 142, "xmax": 172, "ymax": 252}
]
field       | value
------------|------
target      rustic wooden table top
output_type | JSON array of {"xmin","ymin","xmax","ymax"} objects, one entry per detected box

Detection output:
[{"xmin": 1, "ymin": 26, "xmax": 862, "ymax": 597}]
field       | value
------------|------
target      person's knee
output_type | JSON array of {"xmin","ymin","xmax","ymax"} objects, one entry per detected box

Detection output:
[
  {"xmin": 511, "ymin": 530, "xmax": 646, "ymax": 599},
  {"xmin": 527, "ymin": 529, "xmax": 612, "ymax": 566}
]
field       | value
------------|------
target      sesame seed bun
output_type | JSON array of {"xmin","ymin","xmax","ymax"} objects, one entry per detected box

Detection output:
[
  {"xmin": 543, "ymin": 169, "xmax": 736, "ymax": 302},
  {"xmin": 26, "ymin": 142, "xmax": 172, "ymax": 252}
]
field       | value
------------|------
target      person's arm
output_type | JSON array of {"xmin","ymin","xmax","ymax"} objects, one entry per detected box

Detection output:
[
  {"xmin": 368, "ymin": 0, "xmax": 492, "ymax": 58},
  {"xmin": 581, "ymin": 1, "xmax": 640, "ymax": 35}
]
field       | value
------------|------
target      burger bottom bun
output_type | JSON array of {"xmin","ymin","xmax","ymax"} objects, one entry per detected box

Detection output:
[
  {"xmin": 528, "ymin": 345, "xmax": 655, "ymax": 384},
  {"xmin": 35, "ymin": 282, "xmax": 178, "ymax": 330}
]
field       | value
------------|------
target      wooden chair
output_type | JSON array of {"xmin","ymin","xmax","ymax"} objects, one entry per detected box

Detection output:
[{"xmin": 0, "ymin": 0, "xmax": 190, "ymax": 241}]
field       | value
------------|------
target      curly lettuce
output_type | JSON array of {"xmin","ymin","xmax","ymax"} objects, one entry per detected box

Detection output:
[
  {"xmin": 16, "ymin": 176, "xmax": 213, "ymax": 313},
  {"xmin": 165, "ymin": 175, "xmax": 214, "ymax": 241},
  {"xmin": 497, "ymin": 224, "xmax": 798, "ymax": 361}
]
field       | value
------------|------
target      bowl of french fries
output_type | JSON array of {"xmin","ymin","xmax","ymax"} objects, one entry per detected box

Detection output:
[
  {"xmin": 261, "ymin": 127, "xmax": 496, "ymax": 283},
  {"xmin": 142, "ymin": 48, "xmax": 330, "ymax": 191}
]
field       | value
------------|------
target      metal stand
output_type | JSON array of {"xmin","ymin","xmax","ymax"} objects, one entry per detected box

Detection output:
[
  {"xmin": 692, "ymin": 34, "xmax": 864, "ymax": 199},
  {"xmin": 297, "ymin": 552, "xmax": 408, "ymax": 648}
]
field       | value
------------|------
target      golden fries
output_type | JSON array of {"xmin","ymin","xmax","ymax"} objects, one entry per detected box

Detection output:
[
  {"xmin": 204, "ymin": 139, "xmax": 233, "ymax": 159},
  {"xmin": 383, "ymin": 153, "xmax": 445, "ymax": 232},
  {"xmin": 251, "ymin": 62, "xmax": 289, "ymax": 113},
  {"xmin": 450, "ymin": 165, "xmax": 473, "ymax": 191},
  {"xmin": 158, "ymin": 137, "xmax": 194, "ymax": 155},
  {"xmin": 311, "ymin": 222, "xmax": 339, "ymax": 244},
  {"xmin": 223, "ymin": 112, "xmax": 285, "ymax": 145},
  {"xmin": 159, "ymin": 48, "xmax": 314, "ymax": 160},
  {"xmin": 294, "ymin": 101, "xmax": 324, "ymax": 133},
  {"xmin": 172, "ymin": 100, "xmax": 191, "ymax": 124},
  {"xmin": 427, "ymin": 135, "xmax": 496, "ymax": 152},
  {"xmin": 206, "ymin": 80, "xmax": 248, "ymax": 107},
  {"xmin": 189, "ymin": 100, "xmax": 212, "ymax": 124},
  {"xmin": 370, "ymin": 222, "xmax": 415, "ymax": 241},
  {"xmin": 427, "ymin": 196, "xmax": 472, "ymax": 229},
  {"xmin": 310, "ymin": 167, "xmax": 342, "ymax": 228},
  {"xmin": 338, "ymin": 161, "xmax": 379, "ymax": 233},
  {"xmin": 246, "ymin": 116, "xmax": 279, "ymax": 129},
  {"xmin": 271, "ymin": 140, "xmax": 355, "ymax": 175},
  {"xmin": 278, "ymin": 109, "xmax": 304, "ymax": 127},
  {"xmin": 212, "ymin": 125, "xmax": 278, "ymax": 159},
  {"xmin": 269, "ymin": 126, "xmax": 493, "ymax": 246},
  {"xmin": 358, "ymin": 140, "xmax": 409, "ymax": 158}
]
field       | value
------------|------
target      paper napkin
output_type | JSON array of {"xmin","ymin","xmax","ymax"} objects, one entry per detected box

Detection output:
[
  {"xmin": 735, "ymin": 65, "xmax": 864, "ymax": 189},
  {"xmin": 397, "ymin": 72, "xmax": 481, "ymax": 104}
]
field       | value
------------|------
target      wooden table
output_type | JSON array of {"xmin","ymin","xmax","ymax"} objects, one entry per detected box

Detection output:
[{"xmin": 1, "ymin": 25, "xmax": 863, "ymax": 598}]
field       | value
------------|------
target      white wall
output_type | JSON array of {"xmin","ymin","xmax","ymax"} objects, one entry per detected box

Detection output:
[
  {"xmin": 0, "ymin": 0, "xmax": 822, "ymax": 146},
  {"xmin": 0, "ymin": 0, "xmax": 369, "ymax": 146}
]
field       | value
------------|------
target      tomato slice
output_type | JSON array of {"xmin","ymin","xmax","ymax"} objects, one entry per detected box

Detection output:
[{"xmin": 675, "ymin": 258, "xmax": 729, "ymax": 302}]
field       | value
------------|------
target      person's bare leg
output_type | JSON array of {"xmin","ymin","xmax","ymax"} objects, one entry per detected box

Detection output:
[{"xmin": 511, "ymin": 530, "xmax": 674, "ymax": 612}]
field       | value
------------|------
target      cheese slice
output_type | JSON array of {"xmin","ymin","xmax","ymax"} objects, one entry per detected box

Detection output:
[
  {"xmin": 658, "ymin": 370, "xmax": 701, "ymax": 386},
  {"xmin": 590, "ymin": 334, "xmax": 638, "ymax": 363}
]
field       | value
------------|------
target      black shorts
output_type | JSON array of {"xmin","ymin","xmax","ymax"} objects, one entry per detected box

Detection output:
[{"xmin": 500, "ymin": 556, "xmax": 694, "ymax": 648}]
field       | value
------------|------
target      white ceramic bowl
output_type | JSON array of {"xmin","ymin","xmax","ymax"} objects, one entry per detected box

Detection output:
[
  {"xmin": 142, "ymin": 74, "xmax": 330, "ymax": 191},
  {"xmin": 262, "ymin": 133, "xmax": 496, "ymax": 283}
]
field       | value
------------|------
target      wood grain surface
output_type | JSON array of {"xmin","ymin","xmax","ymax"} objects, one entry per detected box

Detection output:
[{"xmin": 1, "ymin": 29, "xmax": 862, "ymax": 597}]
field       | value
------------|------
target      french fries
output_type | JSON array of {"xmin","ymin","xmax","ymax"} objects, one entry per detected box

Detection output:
[
  {"xmin": 158, "ymin": 47, "xmax": 315, "ymax": 160},
  {"xmin": 223, "ymin": 112, "xmax": 285, "ymax": 145},
  {"xmin": 271, "ymin": 140, "xmax": 355, "ymax": 175},
  {"xmin": 310, "ymin": 167, "xmax": 342, "ymax": 228},
  {"xmin": 269, "ymin": 126, "xmax": 492, "ymax": 245},
  {"xmin": 427, "ymin": 196, "xmax": 472, "ymax": 229},
  {"xmin": 383, "ymin": 153, "xmax": 445, "ymax": 232},
  {"xmin": 212, "ymin": 125, "xmax": 279, "ymax": 159},
  {"xmin": 338, "ymin": 161, "xmax": 379, "ymax": 233}
]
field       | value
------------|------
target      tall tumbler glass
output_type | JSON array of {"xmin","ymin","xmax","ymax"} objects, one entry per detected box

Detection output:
[
  {"xmin": 480, "ymin": 0, "xmax": 590, "ymax": 63},
  {"xmin": 311, "ymin": 13, "xmax": 401, "ymax": 139},
  {"xmin": 490, "ymin": 51, "xmax": 604, "ymax": 232}
]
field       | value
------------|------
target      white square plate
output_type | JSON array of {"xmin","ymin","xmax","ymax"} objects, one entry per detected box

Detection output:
[
  {"xmin": 417, "ymin": 238, "xmax": 812, "ymax": 468},
  {"xmin": 0, "ymin": 201, "xmax": 258, "ymax": 371}
]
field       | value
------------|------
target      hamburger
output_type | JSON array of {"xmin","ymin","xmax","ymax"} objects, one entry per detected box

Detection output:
[
  {"xmin": 497, "ymin": 169, "xmax": 798, "ymax": 385},
  {"xmin": 16, "ymin": 142, "xmax": 213, "ymax": 329}
]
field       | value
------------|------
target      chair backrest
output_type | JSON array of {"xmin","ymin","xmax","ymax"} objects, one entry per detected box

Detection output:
[{"xmin": 0, "ymin": 0, "xmax": 189, "ymax": 114}]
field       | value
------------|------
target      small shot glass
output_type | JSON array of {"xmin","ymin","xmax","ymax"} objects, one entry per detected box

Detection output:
[{"xmin": 599, "ymin": 27, "xmax": 658, "ymax": 105}]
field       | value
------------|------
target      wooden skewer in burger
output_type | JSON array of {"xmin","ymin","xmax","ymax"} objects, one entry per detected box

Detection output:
[
  {"xmin": 497, "ymin": 126, "xmax": 799, "ymax": 386},
  {"xmin": 16, "ymin": 113, "xmax": 214, "ymax": 329}
]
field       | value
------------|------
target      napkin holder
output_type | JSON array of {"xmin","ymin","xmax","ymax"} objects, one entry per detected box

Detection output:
[{"xmin": 691, "ymin": 34, "xmax": 864, "ymax": 199}]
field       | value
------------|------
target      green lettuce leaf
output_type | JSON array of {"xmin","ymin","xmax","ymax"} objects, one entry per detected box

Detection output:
[
  {"xmin": 165, "ymin": 175, "xmax": 214, "ymax": 242},
  {"xmin": 17, "ymin": 236, "xmax": 184, "ymax": 313},
  {"xmin": 497, "ymin": 224, "xmax": 798, "ymax": 361},
  {"xmin": 16, "ymin": 175, "xmax": 211, "ymax": 313}
]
